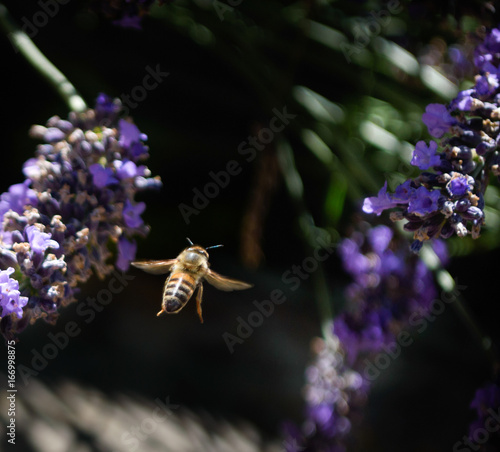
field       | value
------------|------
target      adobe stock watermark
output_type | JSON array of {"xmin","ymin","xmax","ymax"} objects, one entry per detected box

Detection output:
[
  {"xmin": 341, "ymin": 0, "xmax": 403, "ymax": 63},
  {"xmin": 363, "ymin": 279, "xmax": 467, "ymax": 381},
  {"xmin": 17, "ymin": 271, "xmax": 135, "ymax": 386},
  {"xmin": 223, "ymin": 234, "xmax": 336, "ymax": 353},
  {"xmin": 178, "ymin": 106, "xmax": 297, "ymax": 225},
  {"xmin": 453, "ymin": 406, "xmax": 500, "ymax": 451},
  {"xmin": 121, "ymin": 396, "xmax": 180, "ymax": 451},
  {"xmin": 119, "ymin": 65, "xmax": 170, "ymax": 117},
  {"xmin": 7, "ymin": 0, "xmax": 71, "ymax": 45},
  {"xmin": 99, "ymin": 65, "xmax": 170, "ymax": 128}
]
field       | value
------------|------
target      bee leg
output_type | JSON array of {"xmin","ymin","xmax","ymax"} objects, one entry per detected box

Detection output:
[
  {"xmin": 196, "ymin": 284, "xmax": 204, "ymax": 324},
  {"xmin": 157, "ymin": 308, "xmax": 166, "ymax": 316}
]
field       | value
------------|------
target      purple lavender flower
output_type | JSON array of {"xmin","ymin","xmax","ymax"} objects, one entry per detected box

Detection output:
[
  {"xmin": 116, "ymin": 237, "xmax": 137, "ymax": 272},
  {"xmin": 411, "ymin": 140, "xmax": 441, "ymax": 170},
  {"xmin": 421, "ymin": 103, "xmax": 456, "ymax": 138},
  {"xmin": 123, "ymin": 199, "xmax": 146, "ymax": 228},
  {"xmin": 407, "ymin": 186, "xmax": 441, "ymax": 216},
  {"xmin": 392, "ymin": 179, "xmax": 413, "ymax": 203},
  {"xmin": 475, "ymin": 73, "xmax": 499, "ymax": 96},
  {"xmin": 114, "ymin": 160, "xmax": 146, "ymax": 180},
  {"xmin": 89, "ymin": 164, "xmax": 119, "ymax": 188},
  {"xmin": 25, "ymin": 226, "xmax": 60, "ymax": 254},
  {"xmin": 474, "ymin": 28, "xmax": 500, "ymax": 71},
  {"xmin": 447, "ymin": 174, "xmax": 473, "ymax": 197},
  {"xmin": 465, "ymin": 382, "xmax": 500, "ymax": 451},
  {"xmin": 335, "ymin": 225, "xmax": 436, "ymax": 363},
  {"xmin": 362, "ymin": 182, "xmax": 397, "ymax": 215},
  {"xmin": 363, "ymin": 27, "xmax": 500, "ymax": 251},
  {"xmin": 283, "ymin": 334, "xmax": 367, "ymax": 452},
  {"xmin": 0, "ymin": 180, "xmax": 37, "ymax": 218},
  {"xmin": 450, "ymin": 88, "xmax": 475, "ymax": 111},
  {"xmin": 0, "ymin": 93, "xmax": 161, "ymax": 340},
  {"xmin": 284, "ymin": 225, "xmax": 439, "ymax": 451},
  {"xmin": 0, "ymin": 268, "xmax": 28, "ymax": 319}
]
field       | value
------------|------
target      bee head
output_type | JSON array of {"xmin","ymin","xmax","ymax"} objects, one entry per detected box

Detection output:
[
  {"xmin": 182, "ymin": 245, "xmax": 209, "ymax": 266},
  {"xmin": 184, "ymin": 238, "xmax": 223, "ymax": 264},
  {"xmin": 187, "ymin": 245, "xmax": 208, "ymax": 257}
]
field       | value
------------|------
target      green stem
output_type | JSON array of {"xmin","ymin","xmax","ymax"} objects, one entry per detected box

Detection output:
[
  {"xmin": 422, "ymin": 245, "xmax": 499, "ymax": 374},
  {"xmin": 277, "ymin": 139, "xmax": 335, "ymax": 339},
  {"xmin": 0, "ymin": 3, "xmax": 86, "ymax": 112}
]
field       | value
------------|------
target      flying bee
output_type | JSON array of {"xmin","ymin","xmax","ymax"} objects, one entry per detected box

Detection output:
[{"xmin": 131, "ymin": 238, "xmax": 253, "ymax": 323}]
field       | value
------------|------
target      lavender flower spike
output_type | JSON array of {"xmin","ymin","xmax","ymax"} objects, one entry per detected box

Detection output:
[
  {"xmin": 363, "ymin": 26, "xmax": 500, "ymax": 251},
  {"xmin": 283, "ymin": 331, "xmax": 366, "ymax": 452},
  {"xmin": 283, "ymin": 224, "xmax": 440, "ymax": 451},
  {"xmin": 0, "ymin": 93, "xmax": 161, "ymax": 341}
]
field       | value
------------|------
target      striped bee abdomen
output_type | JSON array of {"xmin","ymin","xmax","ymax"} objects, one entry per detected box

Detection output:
[{"xmin": 162, "ymin": 272, "xmax": 198, "ymax": 313}]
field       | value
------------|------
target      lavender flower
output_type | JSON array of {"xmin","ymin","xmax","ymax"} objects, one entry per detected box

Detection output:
[
  {"xmin": 463, "ymin": 382, "xmax": 500, "ymax": 451},
  {"xmin": 0, "ymin": 94, "xmax": 161, "ymax": 341},
  {"xmin": 334, "ymin": 225, "xmax": 437, "ymax": 364},
  {"xmin": 0, "ymin": 268, "xmax": 28, "ymax": 319},
  {"xmin": 421, "ymin": 104, "xmax": 456, "ymax": 138},
  {"xmin": 361, "ymin": 182, "xmax": 397, "ymax": 215},
  {"xmin": 363, "ymin": 26, "xmax": 500, "ymax": 252},
  {"xmin": 283, "ymin": 334, "xmax": 367, "ymax": 452},
  {"xmin": 283, "ymin": 225, "xmax": 439, "ymax": 451},
  {"xmin": 411, "ymin": 140, "xmax": 441, "ymax": 170}
]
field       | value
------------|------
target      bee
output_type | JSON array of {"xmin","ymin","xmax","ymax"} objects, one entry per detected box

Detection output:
[{"xmin": 131, "ymin": 238, "xmax": 253, "ymax": 323}]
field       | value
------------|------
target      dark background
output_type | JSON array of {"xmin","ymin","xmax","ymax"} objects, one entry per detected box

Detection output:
[{"xmin": 1, "ymin": 1, "xmax": 500, "ymax": 450}]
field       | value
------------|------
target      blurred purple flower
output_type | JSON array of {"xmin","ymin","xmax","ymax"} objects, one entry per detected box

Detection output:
[
  {"xmin": 422, "ymin": 103, "xmax": 456, "ymax": 138},
  {"xmin": 466, "ymin": 382, "xmax": 500, "ymax": 450},
  {"xmin": 0, "ymin": 180, "xmax": 37, "ymax": 218},
  {"xmin": 283, "ymin": 334, "xmax": 366, "ymax": 452},
  {"xmin": 283, "ymin": 224, "xmax": 439, "ymax": 451},
  {"xmin": 117, "ymin": 237, "xmax": 137, "ymax": 272},
  {"xmin": 474, "ymin": 28, "xmax": 500, "ymax": 70},
  {"xmin": 90, "ymin": 164, "xmax": 119, "ymax": 188},
  {"xmin": 123, "ymin": 199, "xmax": 146, "ymax": 228},
  {"xmin": 114, "ymin": 160, "xmax": 146, "ymax": 180},
  {"xmin": 335, "ymin": 225, "xmax": 437, "ymax": 363}
]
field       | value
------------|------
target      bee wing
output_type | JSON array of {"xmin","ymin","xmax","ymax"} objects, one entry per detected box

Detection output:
[
  {"xmin": 131, "ymin": 259, "xmax": 177, "ymax": 275},
  {"xmin": 204, "ymin": 269, "xmax": 253, "ymax": 291}
]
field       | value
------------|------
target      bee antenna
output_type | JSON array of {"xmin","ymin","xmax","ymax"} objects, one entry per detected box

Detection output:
[
  {"xmin": 186, "ymin": 237, "xmax": 194, "ymax": 245},
  {"xmin": 205, "ymin": 244, "xmax": 223, "ymax": 250}
]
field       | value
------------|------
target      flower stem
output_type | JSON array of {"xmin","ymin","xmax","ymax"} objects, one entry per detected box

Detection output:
[
  {"xmin": 277, "ymin": 139, "xmax": 335, "ymax": 339},
  {"xmin": 0, "ymin": 3, "xmax": 87, "ymax": 112},
  {"xmin": 449, "ymin": 286, "xmax": 497, "ymax": 365}
]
